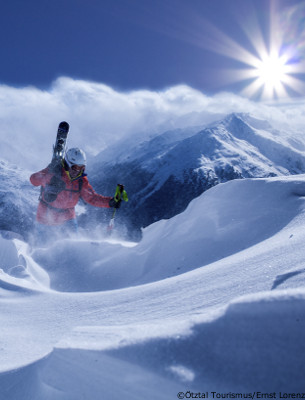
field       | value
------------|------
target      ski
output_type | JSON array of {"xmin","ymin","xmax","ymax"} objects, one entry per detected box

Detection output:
[
  {"xmin": 48, "ymin": 121, "xmax": 69, "ymax": 174},
  {"xmin": 52, "ymin": 121, "xmax": 70, "ymax": 164}
]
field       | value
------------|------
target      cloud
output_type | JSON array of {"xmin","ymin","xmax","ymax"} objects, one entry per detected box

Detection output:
[{"xmin": 0, "ymin": 77, "xmax": 305, "ymax": 170}]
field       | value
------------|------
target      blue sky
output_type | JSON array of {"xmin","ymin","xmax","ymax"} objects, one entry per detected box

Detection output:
[
  {"xmin": 1, "ymin": 0, "xmax": 305, "ymax": 171},
  {"xmin": 1, "ymin": 0, "xmax": 304, "ymax": 98}
]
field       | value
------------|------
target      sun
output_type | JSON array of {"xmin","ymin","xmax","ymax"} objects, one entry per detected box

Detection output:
[
  {"xmin": 237, "ymin": 44, "xmax": 305, "ymax": 100},
  {"xmin": 255, "ymin": 54, "xmax": 287, "ymax": 88},
  {"xmin": 249, "ymin": 53, "xmax": 290, "ymax": 99},
  {"xmin": 220, "ymin": 35, "xmax": 305, "ymax": 101},
  {"xmin": 191, "ymin": 2, "xmax": 305, "ymax": 100},
  {"xmin": 156, "ymin": 0, "xmax": 305, "ymax": 100}
]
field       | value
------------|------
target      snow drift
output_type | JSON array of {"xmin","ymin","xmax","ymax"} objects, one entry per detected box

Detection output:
[{"xmin": 31, "ymin": 176, "xmax": 305, "ymax": 292}]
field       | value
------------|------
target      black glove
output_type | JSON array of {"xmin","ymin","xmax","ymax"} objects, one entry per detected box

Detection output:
[
  {"xmin": 116, "ymin": 184, "xmax": 124, "ymax": 193},
  {"xmin": 109, "ymin": 197, "xmax": 121, "ymax": 209}
]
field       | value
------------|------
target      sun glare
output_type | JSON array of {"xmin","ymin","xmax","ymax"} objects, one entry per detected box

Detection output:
[
  {"xmin": 233, "ymin": 1, "xmax": 305, "ymax": 100},
  {"xmin": 245, "ymin": 52, "xmax": 292, "ymax": 99},
  {"xmin": 158, "ymin": 0, "xmax": 305, "ymax": 100},
  {"xmin": 192, "ymin": 1, "xmax": 305, "ymax": 100},
  {"xmin": 238, "ymin": 46, "xmax": 305, "ymax": 100},
  {"xmin": 255, "ymin": 54, "xmax": 287, "ymax": 87}
]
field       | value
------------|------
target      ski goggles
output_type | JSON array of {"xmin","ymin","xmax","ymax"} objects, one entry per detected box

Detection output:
[
  {"xmin": 65, "ymin": 166, "xmax": 85, "ymax": 181},
  {"xmin": 70, "ymin": 164, "xmax": 85, "ymax": 173}
]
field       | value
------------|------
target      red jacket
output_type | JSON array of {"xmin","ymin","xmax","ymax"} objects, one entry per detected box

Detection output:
[{"xmin": 30, "ymin": 166, "xmax": 111, "ymax": 225}]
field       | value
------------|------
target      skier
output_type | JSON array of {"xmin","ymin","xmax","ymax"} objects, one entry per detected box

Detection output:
[{"xmin": 30, "ymin": 147, "xmax": 119, "ymax": 242}]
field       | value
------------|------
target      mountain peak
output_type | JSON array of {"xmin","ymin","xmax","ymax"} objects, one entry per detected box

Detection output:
[{"xmin": 223, "ymin": 112, "xmax": 273, "ymax": 131}]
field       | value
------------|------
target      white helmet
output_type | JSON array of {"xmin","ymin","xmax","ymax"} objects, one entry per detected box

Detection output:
[{"xmin": 65, "ymin": 147, "xmax": 87, "ymax": 167}]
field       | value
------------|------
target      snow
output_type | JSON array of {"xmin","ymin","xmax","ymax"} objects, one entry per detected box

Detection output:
[{"xmin": 1, "ymin": 173, "xmax": 305, "ymax": 399}]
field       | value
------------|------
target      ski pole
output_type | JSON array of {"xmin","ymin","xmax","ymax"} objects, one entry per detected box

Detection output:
[
  {"xmin": 108, "ymin": 208, "xmax": 117, "ymax": 232},
  {"xmin": 107, "ymin": 184, "xmax": 128, "ymax": 233}
]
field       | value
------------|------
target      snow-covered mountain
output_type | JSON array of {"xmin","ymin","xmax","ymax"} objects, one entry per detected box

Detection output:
[{"xmin": 88, "ymin": 113, "xmax": 305, "ymax": 234}]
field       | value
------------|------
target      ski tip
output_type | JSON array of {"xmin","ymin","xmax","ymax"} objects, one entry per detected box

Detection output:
[{"xmin": 59, "ymin": 121, "xmax": 70, "ymax": 131}]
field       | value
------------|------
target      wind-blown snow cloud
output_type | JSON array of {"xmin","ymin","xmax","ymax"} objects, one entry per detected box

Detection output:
[{"xmin": 0, "ymin": 76, "xmax": 305, "ymax": 170}]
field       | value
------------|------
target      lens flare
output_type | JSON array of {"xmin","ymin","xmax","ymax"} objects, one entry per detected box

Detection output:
[
  {"xmin": 241, "ymin": 51, "xmax": 294, "ymax": 100},
  {"xmin": 222, "ymin": 1, "xmax": 305, "ymax": 100}
]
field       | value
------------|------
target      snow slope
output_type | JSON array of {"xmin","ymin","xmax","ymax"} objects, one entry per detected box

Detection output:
[{"xmin": 0, "ymin": 175, "xmax": 305, "ymax": 399}]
